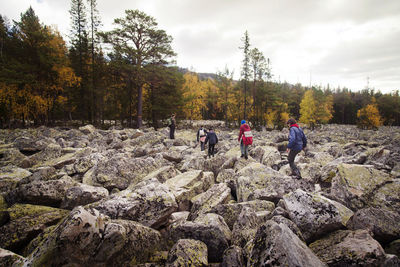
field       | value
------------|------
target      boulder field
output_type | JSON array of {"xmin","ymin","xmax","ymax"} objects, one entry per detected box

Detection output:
[{"xmin": 0, "ymin": 122, "xmax": 399, "ymax": 266}]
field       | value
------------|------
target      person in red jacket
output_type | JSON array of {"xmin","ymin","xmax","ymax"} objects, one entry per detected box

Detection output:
[{"xmin": 238, "ymin": 120, "xmax": 253, "ymax": 159}]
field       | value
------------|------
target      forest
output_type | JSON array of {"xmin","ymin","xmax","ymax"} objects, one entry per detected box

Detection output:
[{"xmin": 1, "ymin": 1, "xmax": 399, "ymax": 129}]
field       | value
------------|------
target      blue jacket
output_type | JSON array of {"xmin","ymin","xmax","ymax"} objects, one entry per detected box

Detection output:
[
  {"xmin": 205, "ymin": 131, "xmax": 218, "ymax": 145},
  {"xmin": 287, "ymin": 126, "xmax": 307, "ymax": 151}
]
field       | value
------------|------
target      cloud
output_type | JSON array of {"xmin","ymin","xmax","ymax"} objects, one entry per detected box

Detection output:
[{"xmin": 1, "ymin": 0, "xmax": 399, "ymax": 92}]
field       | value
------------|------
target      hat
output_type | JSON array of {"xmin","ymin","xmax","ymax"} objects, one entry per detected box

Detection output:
[{"xmin": 241, "ymin": 120, "xmax": 246, "ymax": 125}]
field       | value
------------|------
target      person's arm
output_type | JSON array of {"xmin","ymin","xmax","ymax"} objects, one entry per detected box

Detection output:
[
  {"xmin": 205, "ymin": 134, "xmax": 209, "ymax": 144},
  {"xmin": 216, "ymin": 134, "xmax": 218, "ymax": 144},
  {"xmin": 238, "ymin": 127, "xmax": 243, "ymax": 141},
  {"xmin": 287, "ymin": 128, "xmax": 295, "ymax": 149}
]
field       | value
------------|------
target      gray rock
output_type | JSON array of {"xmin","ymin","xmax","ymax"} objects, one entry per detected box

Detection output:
[
  {"xmin": 346, "ymin": 207, "xmax": 400, "ymax": 245},
  {"xmin": 18, "ymin": 176, "xmax": 77, "ymax": 207},
  {"xmin": 142, "ymin": 165, "xmax": 181, "ymax": 183},
  {"xmin": 309, "ymin": 229, "xmax": 387, "ymax": 266},
  {"xmin": 386, "ymin": 239, "xmax": 400, "ymax": 258},
  {"xmin": 79, "ymin": 124, "xmax": 96, "ymax": 135},
  {"xmin": 61, "ymin": 183, "xmax": 109, "ymax": 210},
  {"xmin": 0, "ymin": 248, "xmax": 25, "ymax": 267},
  {"xmin": 0, "ymin": 166, "xmax": 32, "ymax": 194},
  {"xmin": 189, "ymin": 183, "xmax": 231, "ymax": 220},
  {"xmin": 249, "ymin": 220, "xmax": 326, "ymax": 267},
  {"xmin": 210, "ymin": 200, "xmax": 275, "ymax": 230},
  {"xmin": 232, "ymin": 207, "xmax": 259, "ymax": 248},
  {"xmin": 24, "ymin": 206, "xmax": 163, "ymax": 266},
  {"xmin": 271, "ymin": 215, "xmax": 305, "ymax": 242},
  {"xmin": 368, "ymin": 179, "xmax": 400, "ymax": 214},
  {"xmin": 167, "ymin": 239, "xmax": 208, "ymax": 267},
  {"xmin": 169, "ymin": 213, "xmax": 231, "ymax": 263},
  {"xmin": 90, "ymin": 178, "xmax": 178, "ymax": 229},
  {"xmin": 283, "ymin": 189, "xmax": 353, "ymax": 243},
  {"xmin": 221, "ymin": 245, "xmax": 245, "ymax": 267}
]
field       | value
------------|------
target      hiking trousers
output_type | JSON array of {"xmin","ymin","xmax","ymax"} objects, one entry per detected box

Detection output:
[
  {"xmin": 208, "ymin": 144, "xmax": 215, "ymax": 157},
  {"xmin": 169, "ymin": 126, "xmax": 175, "ymax": 139},
  {"xmin": 288, "ymin": 149, "xmax": 301, "ymax": 178},
  {"xmin": 240, "ymin": 140, "xmax": 248, "ymax": 157}
]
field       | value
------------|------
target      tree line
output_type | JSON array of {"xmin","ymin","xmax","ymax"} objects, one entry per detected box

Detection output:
[{"xmin": 0, "ymin": 4, "xmax": 399, "ymax": 129}]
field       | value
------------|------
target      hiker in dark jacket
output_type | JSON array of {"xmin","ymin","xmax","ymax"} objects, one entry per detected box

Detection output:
[
  {"xmin": 197, "ymin": 126, "xmax": 208, "ymax": 151},
  {"xmin": 168, "ymin": 114, "xmax": 176, "ymax": 139},
  {"xmin": 205, "ymin": 128, "xmax": 218, "ymax": 158},
  {"xmin": 286, "ymin": 118, "xmax": 307, "ymax": 179}
]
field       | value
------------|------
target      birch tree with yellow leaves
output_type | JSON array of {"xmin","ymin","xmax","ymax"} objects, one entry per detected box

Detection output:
[{"xmin": 357, "ymin": 97, "xmax": 382, "ymax": 129}]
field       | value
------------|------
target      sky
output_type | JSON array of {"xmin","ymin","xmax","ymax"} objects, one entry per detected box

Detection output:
[{"xmin": 1, "ymin": 0, "xmax": 400, "ymax": 93}]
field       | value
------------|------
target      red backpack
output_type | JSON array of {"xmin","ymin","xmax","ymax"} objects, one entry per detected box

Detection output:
[{"xmin": 243, "ymin": 130, "xmax": 253, "ymax": 145}]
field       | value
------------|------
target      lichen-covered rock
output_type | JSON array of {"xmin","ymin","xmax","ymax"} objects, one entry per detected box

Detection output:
[
  {"xmin": 368, "ymin": 179, "xmax": 400, "ymax": 214},
  {"xmin": 169, "ymin": 213, "xmax": 231, "ymax": 263},
  {"xmin": 24, "ymin": 206, "xmax": 163, "ymax": 266},
  {"xmin": 283, "ymin": 189, "xmax": 353, "ymax": 243},
  {"xmin": 165, "ymin": 170, "xmax": 214, "ymax": 211},
  {"xmin": 167, "ymin": 239, "xmax": 208, "ymax": 267},
  {"xmin": 0, "ymin": 166, "xmax": 32, "ymax": 194},
  {"xmin": 79, "ymin": 124, "xmax": 96, "ymax": 135},
  {"xmin": 87, "ymin": 153, "xmax": 164, "ymax": 190},
  {"xmin": 61, "ymin": 183, "xmax": 109, "ymax": 210},
  {"xmin": 90, "ymin": 178, "xmax": 178, "ymax": 229},
  {"xmin": 0, "ymin": 204, "xmax": 68, "ymax": 253},
  {"xmin": 216, "ymin": 168, "xmax": 235, "ymax": 183},
  {"xmin": 142, "ymin": 165, "xmax": 181, "ymax": 183},
  {"xmin": 29, "ymin": 143, "xmax": 63, "ymax": 166},
  {"xmin": 309, "ymin": 230, "xmax": 387, "ymax": 266},
  {"xmin": 210, "ymin": 200, "xmax": 275, "ymax": 230},
  {"xmin": 329, "ymin": 163, "xmax": 393, "ymax": 210},
  {"xmin": 189, "ymin": 183, "xmax": 231, "ymax": 220},
  {"xmin": 18, "ymin": 176, "xmax": 77, "ymax": 207},
  {"xmin": 221, "ymin": 245, "xmax": 245, "ymax": 267},
  {"xmin": 270, "ymin": 215, "xmax": 305, "ymax": 242},
  {"xmin": 235, "ymin": 163, "xmax": 313, "ymax": 203},
  {"xmin": 0, "ymin": 248, "xmax": 25, "ymax": 267},
  {"xmin": 346, "ymin": 207, "xmax": 400, "ymax": 245},
  {"xmin": 231, "ymin": 207, "xmax": 259, "ymax": 248},
  {"xmin": 249, "ymin": 220, "xmax": 326, "ymax": 267}
]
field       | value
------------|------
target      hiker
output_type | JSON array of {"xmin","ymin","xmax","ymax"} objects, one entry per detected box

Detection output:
[
  {"xmin": 205, "ymin": 128, "xmax": 218, "ymax": 158},
  {"xmin": 238, "ymin": 120, "xmax": 253, "ymax": 159},
  {"xmin": 197, "ymin": 126, "xmax": 208, "ymax": 151},
  {"xmin": 167, "ymin": 114, "xmax": 176, "ymax": 139},
  {"xmin": 286, "ymin": 118, "xmax": 307, "ymax": 179}
]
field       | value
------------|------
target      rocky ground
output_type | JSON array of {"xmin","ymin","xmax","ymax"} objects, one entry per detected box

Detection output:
[{"xmin": 0, "ymin": 121, "xmax": 400, "ymax": 266}]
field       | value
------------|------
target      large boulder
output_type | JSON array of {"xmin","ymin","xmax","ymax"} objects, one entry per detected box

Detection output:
[
  {"xmin": 169, "ymin": 213, "xmax": 231, "ymax": 263},
  {"xmin": 167, "ymin": 239, "xmax": 208, "ymax": 267},
  {"xmin": 231, "ymin": 207, "xmax": 259, "ymax": 248},
  {"xmin": 346, "ymin": 207, "xmax": 400, "ymax": 245},
  {"xmin": 248, "ymin": 220, "xmax": 326, "ymax": 267},
  {"xmin": 368, "ymin": 179, "xmax": 400, "ymax": 214},
  {"xmin": 0, "ymin": 248, "xmax": 25, "ymax": 267},
  {"xmin": 235, "ymin": 163, "xmax": 313, "ymax": 203},
  {"xmin": 210, "ymin": 200, "xmax": 275, "ymax": 230},
  {"xmin": 18, "ymin": 176, "xmax": 77, "ymax": 207},
  {"xmin": 0, "ymin": 166, "xmax": 31, "ymax": 194},
  {"xmin": 142, "ymin": 165, "xmax": 181, "ymax": 183},
  {"xmin": 309, "ymin": 230, "xmax": 387, "ymax": 266},
  {"xmin": 189, "ymin": 183, "xmax": 231, "ymax": 220},
  {"xmin": 24, "ymin": 206, "xmax": 163, "ymax": 266},
  {"xmin": 221, "ymin": 245, "xmax": 245, "ymax": 267},
  {"xmin": 0, "ymin": 204, "xmax": 68, "ymax": 253},
  {"xmin": 165, "ymin": 170, "xmax": 214, "ymax": 211},
  {"xmin": 90, "ymin": 178, "xmax": 177, "ymax": 229},
  {"xmin": 86, "ymin": 153, "xmax": 164, "ymax": 190},
  {"xmin": 283, "ymin": 189, "xmax": 353, "ymax": 243},
  {"xmin": 329, "ymin": 163, "xmax": 393, "ymax": 210},
  {"xmin": 61, "ymin": 183, "xmax": 109, "ymax": 210}
]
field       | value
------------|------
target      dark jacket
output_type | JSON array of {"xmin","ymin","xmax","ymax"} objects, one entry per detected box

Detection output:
[
  {"xmin": 287, "ymin": 124, "xmax": 307, "ymax": 151},
  {"xmin": 205, "ymin": 131, "xmax": 218, "ymax": 145},
  {"xmin": 197, "ymin": 128, "xmax": 208, "ymax": 141}
]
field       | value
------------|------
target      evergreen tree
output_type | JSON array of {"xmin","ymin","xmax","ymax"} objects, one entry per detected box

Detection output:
[
  {"xmin": 101, "ymin": 10, "xmax": 175, "ymax": 128},
  {"xmin": 239, "ymin": 30, "xmax": 251, "ymax": 121}
]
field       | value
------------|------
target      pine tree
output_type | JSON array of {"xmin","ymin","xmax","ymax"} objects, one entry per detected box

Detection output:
[{"xmin": 239, "ymin": 31, "xmax": 251, "ymax": 121}]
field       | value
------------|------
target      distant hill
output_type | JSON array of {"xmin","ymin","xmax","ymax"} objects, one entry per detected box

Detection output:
[{"xmin": 177, "ymin": 67, "xmax": 217, "ymax": 81}]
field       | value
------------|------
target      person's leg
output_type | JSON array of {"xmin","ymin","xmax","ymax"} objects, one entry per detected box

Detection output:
[
  {"xmin": 170, "ymin": 126, "xmax": 175, "ymax": 139},
  {"xmin": 211, "ymin": 144, "xmax": 215, "ymax": 157},
  {"xmin": 244, "ymin": 145, "xmax": 249, "ymax": 159},
  {"xmin": 288, "ymin": 149, "xmax": 301, "ymax": 178},
  {"xmin": 240, "ymin": 140, "xmax": 245, "ymax": 157},
  {"xmin": 200, "ymin": 141, "xmax": 205, "ymax": 151}
]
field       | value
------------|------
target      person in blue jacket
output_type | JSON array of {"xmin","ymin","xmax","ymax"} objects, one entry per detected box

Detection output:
[
  {"xmin": 205, "ymin": 128, "xmax": 218, "ymax": 158},
  {"xmin": 286, "ymin": 118, "xmax": 307, "ymax": 179}
]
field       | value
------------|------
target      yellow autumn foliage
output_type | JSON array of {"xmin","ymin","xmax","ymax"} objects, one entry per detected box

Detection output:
[{"xmin": 357, "ymin": 98, "xmax": 382, "ymax": 129}]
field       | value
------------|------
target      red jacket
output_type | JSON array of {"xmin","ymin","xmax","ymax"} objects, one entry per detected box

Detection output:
[{"xmin": 238, "ymin": 123, "xmax": 253, "ymax": 145}]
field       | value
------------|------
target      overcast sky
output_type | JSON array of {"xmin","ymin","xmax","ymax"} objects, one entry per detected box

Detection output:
[{"xmin": 1, "ymin": 0, "xmax": 400, "ymax": 93}]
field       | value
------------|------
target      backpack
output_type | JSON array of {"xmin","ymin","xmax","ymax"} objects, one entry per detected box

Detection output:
[
  {"xmin": 199, "ymin": 129, "xmax": 205, "ymax": 136},
  {"xmin": 243, "ymin": 130, "xmax": 253, "ymax": 145},
  {"xmin": 167, "ymin": 118, "xmax": 172, "ymax": 127}
]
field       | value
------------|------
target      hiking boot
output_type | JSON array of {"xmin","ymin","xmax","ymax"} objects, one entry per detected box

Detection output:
[
  {"xmin": 241, "ymin": 154, "xmax": 244, "ymax": 158},
  {"xmin": 245, "ymin": 155, "xmax": 248, "ymax": 160}
]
